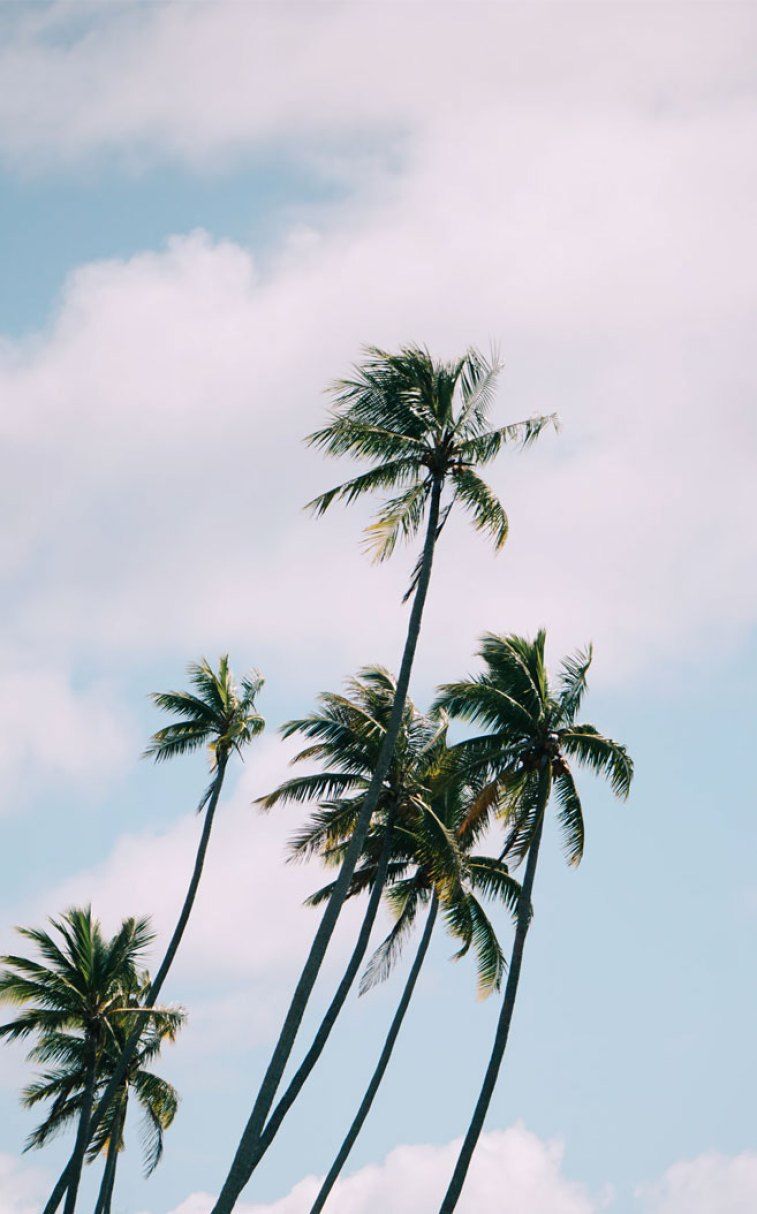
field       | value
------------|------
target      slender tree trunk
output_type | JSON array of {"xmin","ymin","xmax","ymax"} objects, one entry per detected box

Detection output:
[
  {"xmin": 211, "ymin": 476, "xmax": 443, "ymax": 1214},
  {"xmin": 93, "ymin": 1097, "xmax": 124, "ymax": 1214},
  {"xmin": 62, "ymin": 1042, "xmax": 98, "ymax": 1214},
  {"xmin": 309, "ymin": 893, "xmax": 439, "ymax": 1214},
  {"xmin": 249, "ymin": 817, "xmax": 397, "ymax": 1170},
  {"xmin": 93, "ymin": 1139, "xmax": 116, "ymax": 1214},
  {"xmin": 44, "ymin": 757, "xmax": 230, "ymax": 1214},
  {"xmin": 102, "ymin": 1146, "xmax": 118, "ymax": 1214},
  {"xmin": 437, "ymin": 770, "xmax": 550, "ymax": 1214}
]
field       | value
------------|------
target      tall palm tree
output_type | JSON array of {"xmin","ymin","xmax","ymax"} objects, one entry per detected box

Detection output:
[
  {"xmin": 43, "ymin": 656, "xmax": 264, "ymax": 1214},
  {"xmin": 245, "ymin": 667, "xmax": 447, "ymax": 1173},
  {"xmin": 0, "ymin": 908, "xmax": 154, "ymax": 1214},
  {"xmin": 22, "ymin": 971, "xmax": 185, "ymax": 1214},
  {"xmin": 213, "ymin": 344, "xmax": 555, "ymax": 1213},
  {"xmin": 434, "ymin": 631, "xmax": 633, "ymax": 1212},
  {"xmin": 306, "ymin": 752, "xmax": 522, "ymax": 1214}
]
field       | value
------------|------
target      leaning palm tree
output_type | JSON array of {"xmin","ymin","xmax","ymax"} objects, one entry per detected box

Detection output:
[
  {"xmin": 0, "ymin": 908, "xmax": 154, "ymax": 1214},
  {"xmin": 23, "ymin": 971, "xmax": 184, "ymax": 1214},
  {"xmin": 434, "ymin": 631, "xmax": 633, "ymax": 1212},
  {"xmin": 244, "ymin": 667, "xmax": 448, "ymax": 1173},
  {"xmin": 213, "ymin": 344, "xmax": 555, "ymax": 1213},
  {"xmin": 306, "ymin": 752, "xmax": 522, "ymax": 1214},
  {"xmin": 43, "ymin": 656, "xmax": 264, "ymax": 1214}
]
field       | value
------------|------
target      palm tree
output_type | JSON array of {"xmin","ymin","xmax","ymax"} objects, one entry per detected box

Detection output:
[
  {"xmin": 0, "ymin": 908, "xmax": 154, "ymax": 1214},
  {"xmin": 306, "ymin": 751, "xmax": 522, "ymax": 1214},
  {"xmin": 22, "ymin": 971, "xmax": 185, "ymax": 1214},
  {"xmin": 244, "ymin": 667, "xmax": 448, "ymax": 1173},
  {"xmin": 434, "ymin": 631, "xmax": 633, "ymax": 1212},
  {"xmin": 213, "ymin": 344, "xmax": 555, "ymax": 1213},
  {"xmin": 43, "ymin": 656, "xmax": 264, "ymax": 1214}
]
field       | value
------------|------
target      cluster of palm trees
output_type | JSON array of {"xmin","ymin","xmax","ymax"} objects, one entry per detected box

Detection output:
[{"xmin": 1, "ymin": 345, "xmax": 633, "ymax": 1214}]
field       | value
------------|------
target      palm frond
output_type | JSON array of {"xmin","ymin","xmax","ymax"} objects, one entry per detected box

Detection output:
[
  {"xmin": 552, "ymin": 768, "xmax": 585, "ymax": 866},
  {"xmin": 456, "ymin": 412, "xmax": 558, "ymax": 464},
  {"xmin": 363, "ymin": 478, "xmax": 431, "ymax": 563},
  {"xmin": 451, "ymin": 468, "xmax": 509, "ymax": 550},
  {"xmin": 360, "ymin": 884, "xmax": 420, "ymax": 994},
  {"xmin": 557, "ymin": 644, "xmax": 593, "ymax": 724},
  {"xmin": 560, "ymin": 726, "xmax": 633, "ymax": 799}
]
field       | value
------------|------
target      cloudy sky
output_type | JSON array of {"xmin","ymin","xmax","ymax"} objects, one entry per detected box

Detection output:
[{"xmin": 0, "ymin": 3, "xmax": 755, "ymax": 1213}]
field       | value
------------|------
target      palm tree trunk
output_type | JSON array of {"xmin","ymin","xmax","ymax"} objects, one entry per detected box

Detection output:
[
  {"xmin": 44, "ymin": 757, "xmax": 229, "ymax": 1214},
  {"xmin": 437, "ymin": 770, "xmax": 550, "ymax": 1214},
  {"xmin": 249, "ymin": 817, "xmax": 397, "ymax": 1169},
  {"xmin": 102, "ymin": 1145, "xmax": 119, "ymax": 1214},
  {"xmin": 211, "ymin": 475, "xmax": 443, "ymax": 1214},
  {"xmin": 93, "ymin": 1141, "xmax": 116, "ymax": 1214},
  {"xmin": 309, "ymin": 893, "xmax": 439, "ymax": 1214},
  {"xmin": 61, "ymin": 1041, "xmax": 98, "ymax": 1214},
  {"xmin": 93, "ymin": 1097, "xmax": 124, "ymax": 1214}
]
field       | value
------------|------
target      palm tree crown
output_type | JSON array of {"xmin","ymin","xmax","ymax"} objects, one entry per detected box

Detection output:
[
  {"xmin": 0, "ymin": 907, "xmax": 154, "ymax": 1054},
  {"xmin": 146, "ymin": 655, "xmax": 264, "ymax": 787},
  {"xmin": 260, "ymin": 665, "xmax": 444, "ymax": 857},
  {"xmin": 0, "ymin": 907, "xmax": 162, "ymax": 1211},
  {"xmin": 307, "ymin": 345, "xmax": 556, "ymax": 572},
  {"xmin": 436, "ymin": 631, "xmax": 633, "ymax": 866},
  {"xmin": 291, "ymin": 709, "xmax": 521, "ymax": 1001},
  {"xmin": 22, "ymin": 969, "xmax": 184, "ymax": 1176}
]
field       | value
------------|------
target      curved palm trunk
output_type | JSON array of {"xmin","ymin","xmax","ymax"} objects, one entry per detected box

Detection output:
[
  {"xmin": 44, "ymin": 757, "xmax": 230, "ymax": 1214},
  {"xmin": 249, "ymin": 818, "xmax": 397, "ymax": 1170},
  {"xmin": 102, "ymin": 1147, "xmax": 119, "ymax": 1214},
  {"xmin": 93, "ymin": 1097, "xmax": 125, "ymax": 1214},
  {"xmin": 309, "ymin": 893, "xmax": 439, "ymax": 1214},
  {"xmin": 437, "ymin": 770, "xmax": 550, "ymax": 1214},
  {"xmin": 62, "ymin": 1042, "xmax": 98, "ymax": 1214},
  {"xmin": 93, "ymin": 1138, "xmax": 117, "ymax": 1214},
  {"xmin": 211, "ymin": 476, "xmax": 443, "ymax": 1214}
]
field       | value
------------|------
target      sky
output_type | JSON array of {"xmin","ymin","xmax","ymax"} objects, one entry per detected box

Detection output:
[{"xmin": 0, "ymin": 2, "xmax": 755, "ymax": 1212}]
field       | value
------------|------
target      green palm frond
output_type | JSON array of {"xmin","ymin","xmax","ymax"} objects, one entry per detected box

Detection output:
[
  {"xmin": 363, "ymin": 479, "xmax": 432, "ymax": 563},
  {"xmin": 552, "ymin": 768, "xmax": 585, "ymax": 866},
  {"xmin": 257, "ymin": 772, "xmax": 364, "ymax": 811},
  {"xmin": 455, "ymin": 413, "xmax": 558, "ymax": 464},
  {"xmin": 557, "ymin": 645, "xmax": 593, "ymax": 724},
  {"xmin": 457, "ymin": 895, "xmax": 507, "ymax": 999},
  {"xmin": 466, "ymin": 857, "xmax": 522, "ymax": 916},
  {"xmin": 434, "ymin": 677, "xmax": 534, "ymax": 734},
  {"xmin": 560, "ymin": 726, "xmax": 633, "ymax": 798},
  {"xmin": 455, "ymin": 349, "xmax": 503, "ymax": 435},
  {"xmin": 359, "ymin": 884, "xmax": 421, "ymax": 994},
  {"xmin": 478, "ymin": 631, "xmax": 547, "ymax": 714},
  {"xmin": 451, "ymin": 468, "xmax": 509, "ymax": 550}
]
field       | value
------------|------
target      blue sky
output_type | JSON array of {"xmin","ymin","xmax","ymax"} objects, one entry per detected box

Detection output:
[{"xmin": 0, "ymin": 4, "xmax": 755, "ymax": 1214}]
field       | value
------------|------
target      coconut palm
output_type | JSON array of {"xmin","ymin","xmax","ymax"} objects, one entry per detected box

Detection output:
[
  {"xmin": 22, "ymin": 971, "xmax": 185, "ymax": 1214},
  {"xmin": 306, "ymin": 752, "xmax": 522, "ymax": 1214},
  {"xmin": 0, "ymin": 908, "xmax": 154, "ymax": 1214},
  {"xmin": 434, "ymin": 631, "xmax": 633, "ymax": 1212},
  {"xmin": 43, "ymin": 656, "xmax": 264, "ymax": 1214},
  {"xmin": 213, "ymin": 344, "xmax": 555, "ymax": 1213},
  {"xmin": 244, "ymin": 667, "xmax": 447, "ymax": 1173}
]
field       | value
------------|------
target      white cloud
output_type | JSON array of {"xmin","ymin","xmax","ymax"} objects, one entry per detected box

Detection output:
[
  {"xmin": 167, "ymin": 1125, "xmax": 597, "ymax": 1214},
  {"xmin": 0, "ymin": 1153, "xmax": 47, "ymax": 1214},
  {"xmin": 1, "ymin": 151, "xmax": 755, "ymax": 694},
  {"xmin": 640, "ymin": 1150, "xmax": 757, "ymax": 1213},
  {"xmin": 0, "ymin": 4, "xmax": 753, "ymax": 167},
  {"xmin": 0, "ymin": 654, "xmax": 131, "ymax": 814}
]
